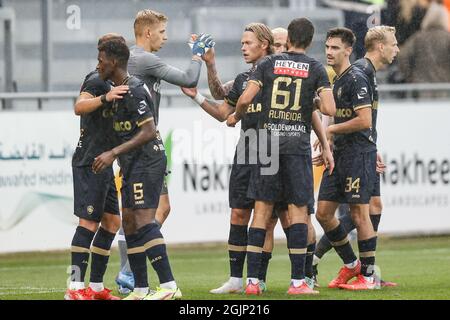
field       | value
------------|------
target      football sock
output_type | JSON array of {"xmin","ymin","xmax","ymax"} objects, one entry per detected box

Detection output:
[
  {"xmin": 70, "ymin": 226, "xmax": 95, "ymax": 287},
  {"xmin": 288, "ymin": 223, "xmax": 308, "ymax": 280},
  {"xmin": 90, "ymin": 227, "xmax": 115, "ymax": 283},
  {"xmin": 358, "ymin": 237, "xmax": 377, "ymax": 277},
  {"xmin": 125, "ymin": 232, "xmax": 148, "ymax": 289},
  {"xmin": 258, "ymin": 251, "xmax": 272, "ymax": 282},
  {"xmin": 140, "ymin": 223, "xmax": 175, "ymax": 284},
  {"xmin": 315, "ymin": 213, "xmax": 356, "ymax": 259},
  {"xmin": 370, "ymin": 214, "xmax": 381, "ymax": 232},
  {"xmin": 228, "ymin": 224, "xmax": 248, "ymax": 278},
  {"xmin": 325, "ymin": 223, "xmax": 357, "ymax": 265},
  {"xmin": 246, "ymin": 227, "xmax": 266, "ymax": 279},
  {"xmin": 305, "ymin": 242, "xmax": 316, "ymax": 278}
]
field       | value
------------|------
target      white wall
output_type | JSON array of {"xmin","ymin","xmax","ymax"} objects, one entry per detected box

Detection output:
[{"xmin": 0, "ymin": 101, "xmax": 449, "ymax": 253}]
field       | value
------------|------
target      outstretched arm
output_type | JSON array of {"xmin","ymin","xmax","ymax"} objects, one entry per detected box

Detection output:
[
  {"xmin": 203, "ymin": 48, "xmax": 234, "ymax": 99},
  {"xmin": 181, "ymin": 87, "xmax": 234, "ymax": 122}
]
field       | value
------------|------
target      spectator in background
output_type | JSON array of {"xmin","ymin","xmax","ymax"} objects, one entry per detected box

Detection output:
[
  {"xmin": 398, "ymin": 1, "xmax": 450, "ymax": 95},
  {"xmin": 444, "ymin": 0, "xmax": 450, "ymax": 30},
  {"xmin": 383, "ymin": 0, "xmax": 427, "ymax": 46}
]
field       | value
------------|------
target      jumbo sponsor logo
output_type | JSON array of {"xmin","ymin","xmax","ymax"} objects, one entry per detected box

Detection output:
[
  {"xmin": 274, "ymin": 60, "xmax": 309, "ymax": 78},
  {"xmin": 382, "ymin": 153, "xmax": 450, "ymax": 186}
]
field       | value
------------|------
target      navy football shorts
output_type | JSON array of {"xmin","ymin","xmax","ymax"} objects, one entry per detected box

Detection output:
[
  {"xmin": 121, "ymin": 155, "xmax": 167, "ymax": 210},
  {"xmin": 371, "ymin": 173, "xmax": 381, "ymax": 197},
  {"xmin": 229, "ymin": 163, "xmax": 255, "ymax": 209},
  {"xmin": 248, "ymin": 154, "xmax": 314, "ymax": 207},
  {"xmin": 318, "ymin": 150, "xmax": 377, "ymax": 204}
]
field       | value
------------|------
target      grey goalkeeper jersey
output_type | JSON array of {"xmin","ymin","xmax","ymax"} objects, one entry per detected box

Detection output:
[{"xmin": 128, "ymin": 45, "xmax": 202, "ymax": 123}]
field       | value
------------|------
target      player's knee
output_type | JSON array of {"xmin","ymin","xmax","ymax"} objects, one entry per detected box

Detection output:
[
  {"xmin": 231, "ymin": 209, "xmax": 251, "ymax": 225},
  {"xmin": 79, "ymin": 219, "xmax": 99, "ymax": 233},
  {"xmin": 315, "ymin": 211, "xmax": 328, "ymax": 225},
  {"xmin": 266, "ymin": 218, "xmax": 277, "ymax": 232},
  {"xmin": 122, "ymin": 215, "xmax": 137, "ymax": 235},
  {"xmin": 101, "ymin": 214, "xmax": 121, "ymax": 234},
  {"xmin": 370, "ymin": 197, "xmax": 383, "ymax": 214},
  {"xmin": 350, "ymin": 212, "xmax": 368, "ymax": 227}
]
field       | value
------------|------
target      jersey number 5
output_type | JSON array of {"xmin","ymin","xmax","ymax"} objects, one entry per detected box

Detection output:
[
  {"xmin": 133, "ymin": 183, "xmax": 144, "ymax": 201},
  {"xmin": 271, "ymin": 77, "xmax": 302, "ymax": 111}
]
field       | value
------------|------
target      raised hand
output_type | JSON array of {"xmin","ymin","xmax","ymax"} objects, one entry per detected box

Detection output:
[
  {"xmin": 191, "ymin": 33, "xmax": 215, "ymax": 57},
  {"xmin": 105, "ymin": 85, "xmax": 129, "ymax": 102}
]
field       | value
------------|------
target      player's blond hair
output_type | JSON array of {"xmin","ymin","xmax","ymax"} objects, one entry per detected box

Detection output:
[
  {"xmin": 271, "ymin": 27, "xmax": 288, "ymax": 35},
  {"xmin": 134, "ymin": 9, "xmax": 168, "ymax": 37},
  {"xmin": 364, "ymin": 26, "xmax": 396, "ymax": 51},
  {"xmin": 244, "ymin": 23, "xmax": 274, "ymax": 55}
]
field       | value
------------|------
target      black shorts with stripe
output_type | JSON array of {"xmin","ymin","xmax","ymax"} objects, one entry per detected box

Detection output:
[
  {"xmin": 248, "ymin": 153, "xmax": 314, "ymax": 206},
  {"xmin": 72, "ymin": 166, "xmax": 119, "ymax": 222},
  {"xmin": 318, "ymin": 150, "xmax": 377, "ymax": 204},
  {"xmin": 121, "ymin": 154, "xmax": 167, "ymax": 210}
]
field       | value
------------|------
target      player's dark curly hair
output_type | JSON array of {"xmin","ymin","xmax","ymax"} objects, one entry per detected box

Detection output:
[
  {"xmin": 326, "ymin": 27, "xmax": 356, "ymax": 48},
  {"xmin": 98, "ymin": 39, "xmax": 130, "ymax": 68},
  {"xmin": 287, "ymin": 18, "xmax": 315, "ymax": 49}
]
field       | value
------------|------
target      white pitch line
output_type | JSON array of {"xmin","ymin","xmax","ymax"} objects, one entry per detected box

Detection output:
[
  {"xmin": 0, "ymin": 287, "xmax": 65, "ymax": 291},
  {"xmin": 0, "ymin": 289, "xmax": 65, "ymax": 296},
  {"xmin": 0, "ymin": 262, "xmax": 120, "ymax": 272}
]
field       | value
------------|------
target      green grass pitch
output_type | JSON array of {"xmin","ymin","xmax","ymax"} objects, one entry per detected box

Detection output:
[{"xmin": 1, "ymin": 236, "xmax": 449, "ymax": 300}]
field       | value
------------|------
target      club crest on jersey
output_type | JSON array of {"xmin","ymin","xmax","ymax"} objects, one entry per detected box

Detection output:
[
  {"xmin": 242, "ymin": 81, "xmax": 247, "ymax": 90},
  {"xmin": 138, "ymin": 100, "xmax": 147, "ymax": 115},
  {"xmin": 337, "ymin": 87, "xmax": 343, "ymax": 99},
  {"xmin": 274, "ymin": 60, "xmax": 309, "ymax": 78}
]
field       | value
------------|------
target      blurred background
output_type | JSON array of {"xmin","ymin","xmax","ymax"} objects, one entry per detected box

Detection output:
[
  {"xmin": 1, "ymin": 0, "xmax": 450, "ymax": 253},
  {"xmin": 1, "ymin": 0, "xmax": 450, "ymax": 109}
]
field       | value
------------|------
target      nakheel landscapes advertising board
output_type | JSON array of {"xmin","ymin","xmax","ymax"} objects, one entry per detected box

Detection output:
[{"xmin": 1, "ymin": 101, "xmax": 449, "ymax": 252}]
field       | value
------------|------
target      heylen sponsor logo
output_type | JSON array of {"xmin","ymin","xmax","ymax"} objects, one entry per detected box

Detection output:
[{"xmin": 274, "ymin": 60, "xmax": 310, "ymax": 77}]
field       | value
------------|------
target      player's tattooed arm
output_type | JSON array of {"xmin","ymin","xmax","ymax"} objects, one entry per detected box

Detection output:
[
  {"xmin": 207, "ymin": 65, "xmax": 234, "ymax": 99},
  {"xmin": 92, "ymin": 120, "xmax": 156, "ymax": 173},
  {"xmin": 74, "ymin": 85, "xmax": 129, "ymax": 115},
  {"xmin": 203, "ymin": 48, "xmax": 234, "ymax": 99}
]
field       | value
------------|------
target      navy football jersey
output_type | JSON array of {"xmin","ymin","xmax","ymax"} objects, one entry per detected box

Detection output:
[
  {"xmin": 111, "ymin": 76, "xmax": 164, "ymax": 171},
  {"xmin": 225, "ymin": 67, "xmax": 263, "ymax": 132},
  {"xmin": 72, "ymin": 70, "xmax": 115, "ymax": 167},
  {"xmin": 332, "ymin": 65, "xmax": 376, "ymax": 152},
  {"xmin": 225, "ymin": 67, "xmax": 264, "ymax": 164},
  {"xmin": 353, "ymin": 57, "xmax": 378, "ymax": 145},
  {"xmin": 249, "ymin": 52, "xmax": 331, "ymax": 154}
]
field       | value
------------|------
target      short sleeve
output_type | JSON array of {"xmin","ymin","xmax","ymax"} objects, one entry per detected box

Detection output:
[
  {"xmin": 315, "ymin": 63, "xmax": 331, "ymax": 95},
  {"xmin": 80, "ymin": 75, "xmax": 110, "ymax": 97},
  {"xmin": 248, "ymin": 57, "xmax": 270, "ymax": 88},
  {"xmin": 352, "ymin": 75, "xmax": 372, "ymax": 111},
  {"xmin": 224, "ymin": 74, "xmax": 245, "ymax": 107}
]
